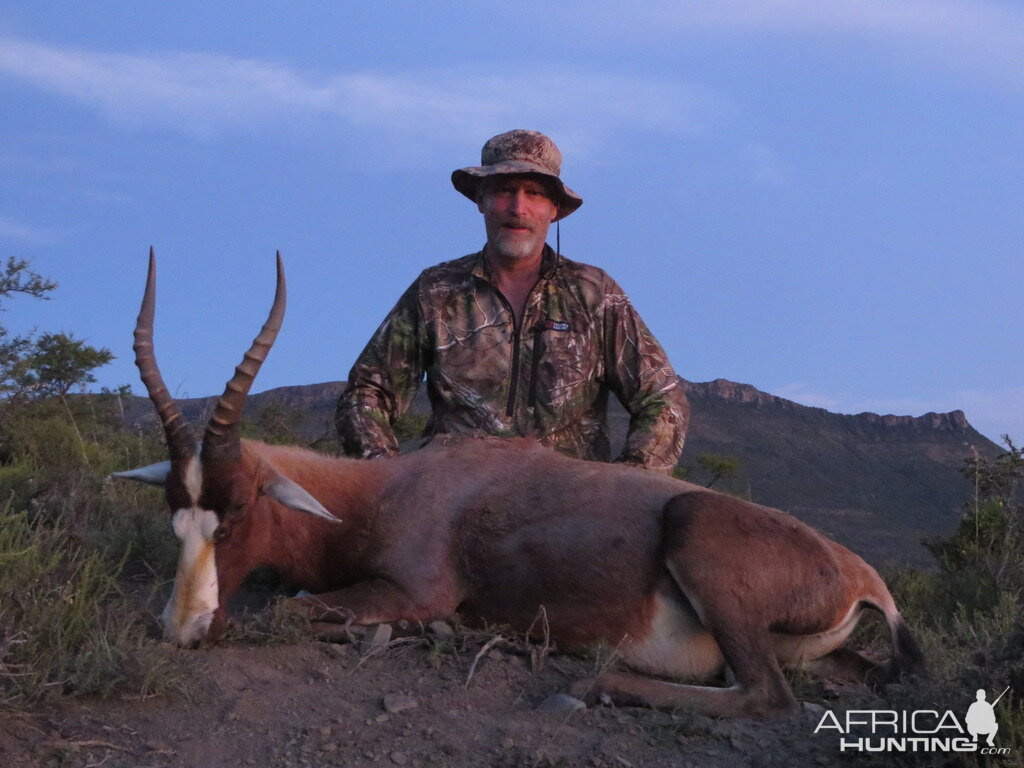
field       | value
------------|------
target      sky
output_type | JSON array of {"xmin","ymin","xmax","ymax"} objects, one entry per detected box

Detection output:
[{"xmin": 1, "ymin": 1, "xmax": 1021, "ymax": 443}]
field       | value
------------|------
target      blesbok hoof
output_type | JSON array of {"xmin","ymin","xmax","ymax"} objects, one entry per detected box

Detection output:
[
  {"xmin": 536, "ymin": 693, "xmax": 586, "ymax": 713},
  {"xmin": 309, "ymin": 621, "xmax": 359, "ymax": 644},
  {"xmin": 567, "ymin": 677, "xmax": 603, "ymax": 706}
]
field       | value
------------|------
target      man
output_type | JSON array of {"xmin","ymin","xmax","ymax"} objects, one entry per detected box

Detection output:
[{"xmin": 336, "ymin": 129, "xmax": 689, "ymax": 473}]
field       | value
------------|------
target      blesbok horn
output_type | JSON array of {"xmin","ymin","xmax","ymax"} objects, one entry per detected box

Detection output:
[
  {"xmin": 133, "ymin": 247, "xmax": 195, "ymax": 462},
  {"xmin": 202, "ymin": 251, "xmax": 286, "ymax": 467}
]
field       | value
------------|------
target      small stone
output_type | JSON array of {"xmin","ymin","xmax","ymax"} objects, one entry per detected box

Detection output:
[
  {"xmin": 801, "ymin": 701, "xmax": 826, "ymax": 719},
  {"xmin": 390, "ymin": 751, "xmax": 408, "ymax": 765},
  {"xmin": 326, "ymin": 643, "xmax": 350, "ymax": 659},
  {"xmin": 501, "ymin": 737, "xmax": 515, "ymax": 750},
  {"xmin": 383, "ymin": 694, "xmax": 418, "ymax": 714},
  {"xmin": 360, "ymin": 623, "xmax": 393, "ymax": 653},
  {"xmin": 536, "ymin": 693, "xmax": 586, "ymax": 713},
  {"xmin": 375, "ymin": 713, "xmax": 390, "ymax": 724},
  {"xmin": 318, "ymin": 726, "xmax": 332, "ymax": 738},
  {"xmin": 427, "ymin": 620, "xmax": 454, "ymax": 638}
]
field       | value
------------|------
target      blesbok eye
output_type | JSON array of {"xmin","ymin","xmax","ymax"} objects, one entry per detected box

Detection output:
[{"xmin": 212, "ymin": 525, "xmax": 229, "ymax": 543}]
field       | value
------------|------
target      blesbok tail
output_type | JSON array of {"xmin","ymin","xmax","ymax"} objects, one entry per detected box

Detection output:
[
  {"xmin": 889, "ymin": 614, "xmax": 927, "ymax": 680},
  {"xmin": 864, "ymin": 601, "xmax": 927, "ymax": 685}
]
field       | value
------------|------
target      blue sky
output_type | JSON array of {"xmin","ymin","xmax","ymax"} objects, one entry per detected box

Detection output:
[{"xmin": 1, "ymin": 1, "xmax": 1021, "ymax": 442}]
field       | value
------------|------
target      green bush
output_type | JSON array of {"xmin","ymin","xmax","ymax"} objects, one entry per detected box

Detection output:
[
  {"xmin": 850, "ymin": 437, "xmax": 1024, "ymax": 765},
  {"xmin": 0, "ymin": 506, "xmax": 183, "ymax": 704}
]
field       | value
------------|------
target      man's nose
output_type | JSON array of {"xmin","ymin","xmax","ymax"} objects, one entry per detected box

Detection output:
[{"xmin": 507, "ymin": 190, "xmax": 527, "ymax": 215}]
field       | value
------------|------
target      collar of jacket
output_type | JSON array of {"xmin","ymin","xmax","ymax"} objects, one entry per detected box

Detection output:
[{"xmin": 471, "ymin": 244, "xmax": 561, "ymax": 285}]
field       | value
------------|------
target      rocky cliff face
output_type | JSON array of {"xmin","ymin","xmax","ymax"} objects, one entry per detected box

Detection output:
[
  {"xmin": 122, "ymin": 378, "xmax": 999, "ymax": 568},
  {"xmin": 665, "ymin": 379, "xmax": 995, "ymax": 566}
]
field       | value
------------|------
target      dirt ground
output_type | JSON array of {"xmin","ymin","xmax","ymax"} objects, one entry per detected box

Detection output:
[{"xmin": 0, "ymin": 613, "xmax": 937, "ymax": 768}]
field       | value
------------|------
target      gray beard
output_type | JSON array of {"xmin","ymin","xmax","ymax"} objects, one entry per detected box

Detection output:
[{"xmin": 489, "ymin": 230, "xmax": 544, "ymax": 260}]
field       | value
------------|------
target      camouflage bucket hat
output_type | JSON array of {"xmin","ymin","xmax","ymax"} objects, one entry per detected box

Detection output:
[{"xmin": 451, "ymin": 129, "xmax": 583, "ymax": 221}]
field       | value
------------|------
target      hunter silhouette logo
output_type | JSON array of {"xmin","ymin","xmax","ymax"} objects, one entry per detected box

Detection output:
[
  {"xmin": 813, "ymin": 686, "xmax": 1012, "ymax": 755},
  {"xmin": 966, "ymin": 686, "xmax": 1008, "ymax": 748}
]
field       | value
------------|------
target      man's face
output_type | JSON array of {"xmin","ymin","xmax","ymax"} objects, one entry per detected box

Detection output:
[{"xmin": 478, "ymin": 176, "xmax": 559, "ymax": 262}]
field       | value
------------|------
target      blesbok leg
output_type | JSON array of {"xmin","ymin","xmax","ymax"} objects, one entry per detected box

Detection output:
[
  {"xmin": 574, "ymin": 619, "xmax": 796, "ymax": 718},
  {"xmin": 291, "ymin": 577, "xmax": 456, "ymax": 626},
  {"xmin": 576, "ymin": 490, "xmax": 862, "ymax": 717},
  {"xmin": 805, "ymin": 647, "xmax": 877, "ymax": 684}
]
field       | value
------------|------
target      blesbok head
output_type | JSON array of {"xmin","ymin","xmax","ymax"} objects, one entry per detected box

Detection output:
[{"xmin": 112, "ymin": 250, "xmax": 338, "ymax": 646}]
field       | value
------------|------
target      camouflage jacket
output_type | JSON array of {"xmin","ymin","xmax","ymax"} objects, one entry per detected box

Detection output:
[{"xmin": 336, "ymin": 247, "xmax": 689, "ymax": 472}]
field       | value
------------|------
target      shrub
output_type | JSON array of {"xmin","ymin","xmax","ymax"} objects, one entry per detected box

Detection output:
[
  {"xmin": 0, "ymin": 506, "xmax": 184, "ymax": 704},
  {"xmin": 851, "ymin": 436, "xmax": 1024, "ymax": 764}
]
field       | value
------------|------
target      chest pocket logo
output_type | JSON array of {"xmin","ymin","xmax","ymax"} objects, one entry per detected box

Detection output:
[
  {"xmin": 543, "ymin": 319, "xmax": 572, "ymax": 332},
  {"xmin": 530, "ymin": 318, "xmax": 584, "ymax": 408}
]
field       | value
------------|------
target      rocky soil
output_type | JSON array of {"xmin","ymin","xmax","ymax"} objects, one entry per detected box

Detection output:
[{"xmin": 0, "ymin": 618, "xmax": 925, "ymax": 768}]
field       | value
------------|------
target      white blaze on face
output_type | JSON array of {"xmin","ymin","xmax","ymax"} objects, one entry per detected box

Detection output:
[{"xmin": 162, "ymin": 506, "xmax": 220, "ymax": 645}]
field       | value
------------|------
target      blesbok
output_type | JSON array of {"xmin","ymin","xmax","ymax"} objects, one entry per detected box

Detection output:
[{"xmin": 114, "ymin": 250, "xmax": 923, "ymax": 719}]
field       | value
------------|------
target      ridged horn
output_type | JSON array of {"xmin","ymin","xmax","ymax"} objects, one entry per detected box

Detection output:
[
  {"xmin": 134, "ymin": 247, "xmax": 194, "ymax": 462},
  {"xmin": 202, "ymin": 252, "xmax": 285, "ymax": 465}
]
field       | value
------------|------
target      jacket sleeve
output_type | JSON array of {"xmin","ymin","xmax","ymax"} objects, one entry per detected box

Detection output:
[
  {"xmin": 601, "ymin": 276, "xmax": 690, "ymax": 473},
  {"xmin": 335, "ymin": 278, "xmax": 429, "ymax": 458}
]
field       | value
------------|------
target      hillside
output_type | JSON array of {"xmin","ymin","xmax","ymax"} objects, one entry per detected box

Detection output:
[{"xmin": 121, "ymin": 378, "xmax": 1000, "ymax": 567}]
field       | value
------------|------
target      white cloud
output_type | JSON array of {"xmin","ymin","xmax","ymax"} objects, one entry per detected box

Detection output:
[
  {"xmin": 0, "ymin": 214, "xmax": 52, "ymax": 245},
  {"xmin": 582, "ymin": 0, "xmax": 1024, "ymax": 92},
  {"xmin": 0, "ymin": 37, "xmax": 728, "ymax": 155}
]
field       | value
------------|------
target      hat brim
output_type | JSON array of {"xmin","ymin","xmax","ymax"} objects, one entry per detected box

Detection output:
[{"xmin": 452, "ymin": 160, "xmax": 582, "ymax": 221}]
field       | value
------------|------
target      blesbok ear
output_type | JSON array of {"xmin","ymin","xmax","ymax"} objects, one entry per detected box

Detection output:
[
  {"xmin": 110, "ymin": 461, "xmax": 173, "ymax": 487},
  {"xmin": 262, "ymin": 474, "xmax": 341, "ymax": 524}
]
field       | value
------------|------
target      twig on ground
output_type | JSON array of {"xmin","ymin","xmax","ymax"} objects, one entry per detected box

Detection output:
[
  {"xmin": 41, "ymin": 739, "xmax": 135, "ymax": 754},
  {"xmin": 557, "ymin": 635, "xmax": 630, "ymax": 728},
  {"xmin": 350, "ymin": 637, "xmax": 427, "ymax": 672},
  {"xmin": 465, "ymin": 635, "xmax": 507, "ymax": 688},
  {"xmin": 525, "ymin": 605, "xmax": 551, "ymax": 672}
]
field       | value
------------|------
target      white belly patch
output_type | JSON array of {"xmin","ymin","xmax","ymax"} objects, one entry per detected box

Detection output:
[
  {"xmin": 621, "ymin": 592, "xmax": 864, "ymax": 682},
  {"xmin": 621, "ymin": 592, "xmax": 726, "ymax": 682}
]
